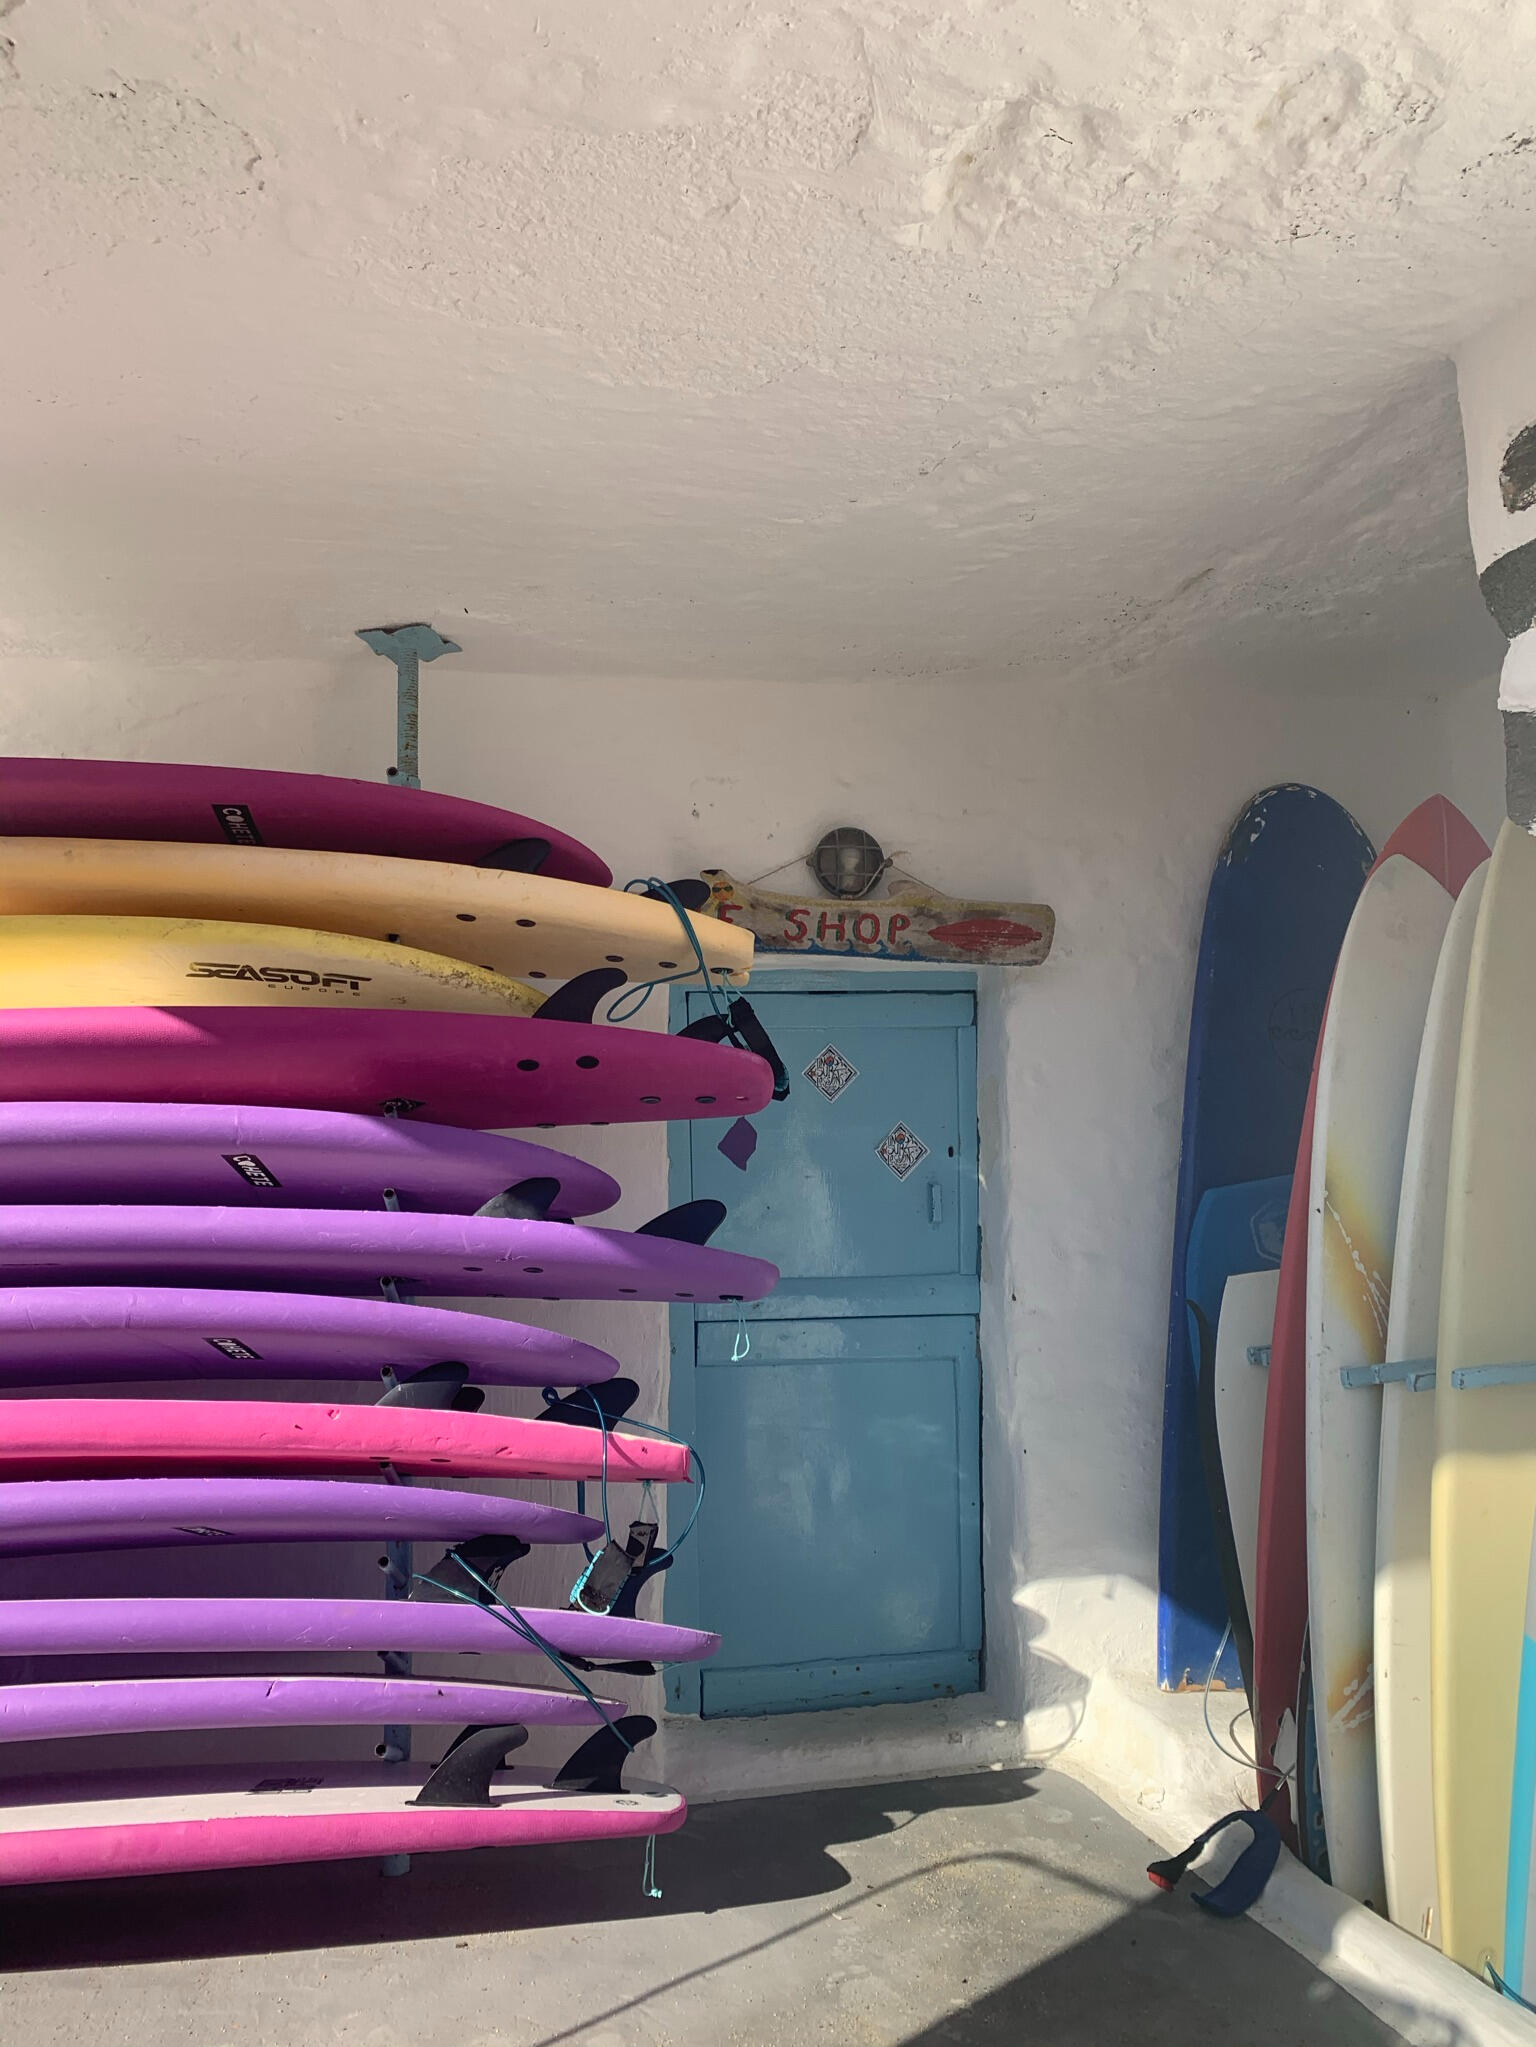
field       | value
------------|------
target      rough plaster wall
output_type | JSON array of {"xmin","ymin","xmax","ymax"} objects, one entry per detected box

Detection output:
[
  {"xmin": 0, "ymin": 654, "xmax": 1505, "ymax": 1798},
  {"xmin": 4, "ymin": 1, "xmax": 1536, "ymax": 690}
]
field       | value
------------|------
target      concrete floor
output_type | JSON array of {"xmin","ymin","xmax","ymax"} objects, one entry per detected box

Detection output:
[{"xmin": 2, "ymin": 1766, "xmax": 1403, "ymax": 2047}]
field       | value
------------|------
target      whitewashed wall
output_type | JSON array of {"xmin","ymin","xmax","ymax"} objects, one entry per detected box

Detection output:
[{"xmin": 0, "ymin": 654, "xmax": 1505, "ymax": 1804}]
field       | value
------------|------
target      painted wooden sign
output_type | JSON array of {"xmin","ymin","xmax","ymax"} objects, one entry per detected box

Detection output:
[{"xmin": 701, "ymin": 871, "xmax": 1054, "ymax": 965}]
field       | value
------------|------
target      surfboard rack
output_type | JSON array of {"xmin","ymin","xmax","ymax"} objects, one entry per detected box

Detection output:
[
  {"xmin": 1339, "ymin": 1358, "xmax": 1437, "ymax": 1392},
  {"xmin": 356, "ymin": 623, "xmax": 461, "ymax": 790}
]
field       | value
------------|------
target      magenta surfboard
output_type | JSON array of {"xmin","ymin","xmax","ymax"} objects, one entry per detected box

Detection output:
[
  {"xmin": 0, "ymin": 1762, "xmax": 685, "ymax": 1886},
  {"xmin": 0, "ymin": 1287, "xmax": 618, "ymax": 1390},
  {"xmin": 0, "ymin": 1008, "xmax": 772, "ymax": 1128},
  {"xmin": 0, "ymin": 1676, "xmax": 625, "ymax": 1744},
  {"xmin": 0, "ymin": 1207, "xmax": 777, "ymax": 1302},
  {"xmin": 0, "ymin": 1478, "xmax": 601, "ymax": 1556},
  {"xmin": 0, "ymin": 1399, "xmax": 691, "ymax": 1483},
  {"xmin": 0, "ymin": 1103, "xmax": 619, "ymax": 1216},
  {"xmin": 0, "ymin": 757, "xmax": 611, "ymax": 887},
  {"xmin": 0, "ymin": 1598, "xmax": 719, "ymax": 1664}
]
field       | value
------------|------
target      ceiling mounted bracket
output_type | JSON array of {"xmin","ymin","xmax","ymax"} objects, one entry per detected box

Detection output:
[{"xmin": 355, "ymin": 623, "xmax": 462, "ymax": 789}]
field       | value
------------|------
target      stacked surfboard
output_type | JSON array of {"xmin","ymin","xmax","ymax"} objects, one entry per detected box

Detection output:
[{"xmin": 0, "ymin": 756, "xmax": 780, "ymax": 1885}]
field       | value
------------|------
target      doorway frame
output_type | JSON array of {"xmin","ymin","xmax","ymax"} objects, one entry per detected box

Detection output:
[{"xmin": 663, "ymin": 966, "xmax": 980, "ymax": 1716}]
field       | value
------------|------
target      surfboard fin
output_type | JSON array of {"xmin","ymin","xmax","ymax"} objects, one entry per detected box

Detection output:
[
  {"xmin": 412, "ymin": 1534, "xmax": 530, "ymax": 1603},
  {"xmin": 412, "ymin": 1722, "xmax": 530, "ymax": 1807},
  {"xmin": 554, "ymin": 1714, "xmax": 656, "ymax": 1795},
  {"xmin": 474, "ymin": 1176, "xmax": 561, "ymax": 1222},
  {"xmin": 678, "ymin": 995, "xmax": 791, "ymax": 1101},
  {"xmin": 531, "ymin": 968, "xmax": 627, "ymax": 1024},
  {"xmin": 538, "ymin": 1379, "xmax": 640, "ymax": 1430},
  {"xmin": 636, "ymin": 1198, "xmax": 726, "ymax": 1245},
  {"xmin": 564, "ymin": 1657, "xmax": 658, "ymax": 1678},
  {"xmin": 480, "ymin": 837, "xmax": 551, "ymax": 874},
  {"xmin": 644, "ymin": 879, "xmax": 713, "ymax": 913},
  {"xmin": 377, "ymin": 1360, "xmax": 484, "ymax": 1412}
]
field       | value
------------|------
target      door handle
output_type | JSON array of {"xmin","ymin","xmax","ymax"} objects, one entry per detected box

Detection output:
[{"xmin": 929, "ymin": 1182, "xmax": 943, "ymax": 1225}]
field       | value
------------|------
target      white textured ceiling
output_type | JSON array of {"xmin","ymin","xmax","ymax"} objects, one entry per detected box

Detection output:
[{"xmin": 2, "ymin": 0, "xmax": 1534, "ymax": 683}]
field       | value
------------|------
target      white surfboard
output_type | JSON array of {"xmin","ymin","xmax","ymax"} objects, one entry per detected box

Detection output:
[
  {"xmin": 1375, "ymin": 861, "xmax": 1487, "ymax": 1945},
  {"xmin": 1305, "ymin": 811, "xmax": 1466, "ymax": 1907},
  {"xmin": 1214, "ymin": 1268, "xmax": 1278, "ymax": 1639}
]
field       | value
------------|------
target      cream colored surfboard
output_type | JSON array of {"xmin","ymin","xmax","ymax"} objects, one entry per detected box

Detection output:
[
  {"xmin": 1375, "ymin": 861, "xmax": 1486, "ymax": 1946},
  {"xmin": 0, "ymin": 840, "xmax": 753, "ymax": 988},
  {"xmin": 1434, "ymin": 822, "xmax": 1536, "ymax": 1975},
  {"xmin": 0, "ymin": 916, "xmax": 542, "ymax": 1015},
  {"xmin": 1215, "ymin": 1268, "xmax": 1278, "ymax": 1640},
  {"xmin": 1306, "ymin": 838, "xmax": 1457, "ymax": 1908}
]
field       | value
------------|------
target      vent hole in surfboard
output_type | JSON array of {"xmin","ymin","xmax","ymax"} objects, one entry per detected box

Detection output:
[
  {"xmin": 620, "ymin": 1287, "xmax": 637, "ymax": 1294},
  {"xmin": 641, "ymin": 1095, "xmax": 661, "ymax": 1104},
  {"xmin": 606, "ymin": 955, "xmax": 624, "ymax": 963},
  {"xmin": 658, "ymin": 961, "xmax": 677, "ymax": 969},
  {"xmin": 516, "ymin": 919, "xmax": 536, "ymax": 928},
  {"xmin": 523, "ymin": 1266, "xmax": 544, "ymax": 1274},
  {"xmin": 576, "ymin": 1056, "xmax": 599, "ymax": 1068},
  {"xmin": 517, "ymin": 1060, "xmax": 540, "ymax": 1071},
  {"xmin": 529, "ymin": 971, "xmax": 548, "ymax": 979},
  {"xmin": 537, "ymin": 1122, "xmax": 555, "ymax": 1129},
  {"xmin": 457, "ymin": 913, "xmax": 476, "ymax": 922},
  {"xmin": 696, "ymin": 1095, "xmax": 716, "ymax": 1104}
]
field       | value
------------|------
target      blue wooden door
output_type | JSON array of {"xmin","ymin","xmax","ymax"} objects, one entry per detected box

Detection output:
[{"xmin": 667, "ymin": 977, "xmax": 981, "ymax": 1717}]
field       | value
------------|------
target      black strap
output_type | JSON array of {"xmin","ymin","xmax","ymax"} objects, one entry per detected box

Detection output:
[{"xmin": 679, "ymin": 995, "xmax": 790, "ymax": 1101}]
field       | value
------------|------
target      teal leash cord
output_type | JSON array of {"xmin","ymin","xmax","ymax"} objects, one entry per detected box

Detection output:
[{"xmin": 605, "ymin": 878, "xmax": 735, "ymax": 1029}]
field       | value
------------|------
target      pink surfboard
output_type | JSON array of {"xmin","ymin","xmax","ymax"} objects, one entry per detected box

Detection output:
[
  {"xmin": 0, "ymin": 1287, "xmax": 618, "ymax": 1390},
  {"xmin": 0, "ymin": 1206, "xmax": 777, "ymax": 1302},
  {"xmin": 0, "ymin": 1761, "xmax": 684, "ymax": 1886},
  {"xmin": 0, "ymin": 1676, "xmax": 625, "ymax": 1744},
  {"xmin": 0, "ymin": 1008, "xmax": 772, "ymax": 1128},
  {"xmin": 1252, "ymin": 796, "xmax": 1488, "ymax": 1839},
  {"xmin": 0, "ymin": 1102, "xmax": 619, "ymax": 1216},
  {"xmin": 0, "ymin": 1478, "xmax": 601, "ymax": 1556},
  {"xmin": 0, "ymin": 757, "xmax": 611, "ymax": 887},
  {"xmin": 0, "ymin": 1399, "xmax": 691, "ymax": 1483},
  {"xmin": 0, "ymin": 1598, "xmax": 719, "ymax": 1664}
]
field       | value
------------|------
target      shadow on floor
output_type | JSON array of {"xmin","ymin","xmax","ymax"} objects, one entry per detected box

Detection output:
[{"xmin": 0, "ymin": 1765, "xmax": 1043, "ymax": 1971}]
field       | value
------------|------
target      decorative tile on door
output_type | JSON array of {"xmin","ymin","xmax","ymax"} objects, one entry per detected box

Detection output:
[
  {"xmin": 803, "ymin": 1044, "xmax": 859, "ymax": 1102},
  {"xmin": 876, "ymin": 1122, "xmax": 930, "ymax": 1180}
]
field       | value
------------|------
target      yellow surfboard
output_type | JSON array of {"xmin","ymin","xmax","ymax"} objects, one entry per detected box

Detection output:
[
  {"xmin": 0, "ymin": 841, "xmax": 753, "ymax": 988},
  {"xmin": 0, "ymin": 916, "xmax": 543, "ymax": 1016},
  {"xmin": 1432, "ymin": 821, "xmax": 1536, "ymax": 1974}
]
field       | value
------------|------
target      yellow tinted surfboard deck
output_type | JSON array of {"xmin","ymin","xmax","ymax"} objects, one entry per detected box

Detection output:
[
  {"xmin": 0, "ymin": 841, "xmax": 752, "ymax": 988},
  {"xmin": 0, "ymin": 917, "xmax": 542, "ymax": 1015}
]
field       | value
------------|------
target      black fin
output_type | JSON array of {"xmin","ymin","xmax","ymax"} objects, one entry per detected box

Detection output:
[
  {"xmin": 532, "ymin": 968, "xmax": 627, "ymax": 1024},
  {"xmin": 480, "ymin": 838, "xmax": 551, "ymax": 874},
  {"xmin": 412, "ymin": 1723, "xmax": 529, "ymax": 1807},
  {"xmin": 677, "ymin": 1013, "xmax": 730, "ymax": 1044},
  {"xmin": 570, "ymin": 1519, "xmax": 658, "ymax": 1616},
  {"xmin": 606, "ymin": 1551, "xmax": 673, "ymax": 1620},
  {"xmin": 474, "ymin": 1176, "xmax": 560, "ymax": 1222},
  {"xmin": 538, "ymin": 1379, "xmax": 640, "ymax": 1430},
  {"xmin": 644, "ymin": 879, "xmax": 712, "ymax": 913},
  {"xmin": 635, "ymin": 1198, "xmax": 726, "ymax": 1246},
  {"xmin": 378, "ymin": 1361, "xmax": 472, "ymax": 1410},
  {"xmin": 553, "ymin": 1713, "xmax": 656, "ymax": 1795},
  {"xmin": 564, "ymin": 1658, "xmax": 657, "ymax": 1678},
  {"xmin": 410, "ymin": 1534, "xmax": 530, "ymax": 1603}
]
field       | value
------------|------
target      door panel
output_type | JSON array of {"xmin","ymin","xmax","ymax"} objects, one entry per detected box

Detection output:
[{"xmin": 669, "ymin": 977, "xmax": 982, "ymax": 1717}]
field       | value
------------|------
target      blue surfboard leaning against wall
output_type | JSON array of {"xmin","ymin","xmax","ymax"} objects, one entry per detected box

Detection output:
[{"xmin": 1157, "ymin": 785, "xmax": 1374, "ymax": 1691}]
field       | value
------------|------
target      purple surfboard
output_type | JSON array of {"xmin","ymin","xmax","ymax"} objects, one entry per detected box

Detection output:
[
  {"xmin": 0, "ymin": 1478, "xmax": 602, "ymax": 1556},
  {"xmin": 0, "ymin": 1009, "xmax": 773, "ymax": 1128},
  {"xmin": 0, "ymin": 1676, "xmax": 625, "ymax": 1743},
  {"xmin": 0, "ymin": 1763, "xmax": 685, "ymax": 1886},
  {"xmin": 0, "ymin": 1287, "xmax": 618, "ymax": 1390},
  {"xmin": 0, "ymin": 1103, "xmax": 619, "ymax": 1216},
  {"xmin": 0, "ymin": 757, "xmax": 611, "ymax": 887},
  {"xmin": 0, "ymin": 1598, "xmax": 719, "ymax": 1664},
  {"xmin": 0, "ymin": 1207, "xmax": 778, "ymax": 1301}
]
